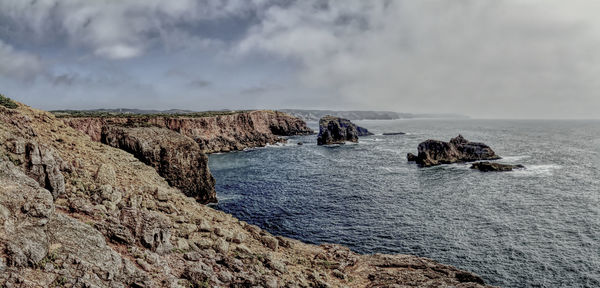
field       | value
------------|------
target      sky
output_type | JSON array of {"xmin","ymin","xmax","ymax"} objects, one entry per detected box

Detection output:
[{"xmin": 0, "ymin": 0, "xmax": 599, "ymax": 119}]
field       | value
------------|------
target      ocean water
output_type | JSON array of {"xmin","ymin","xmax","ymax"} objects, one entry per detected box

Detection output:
[{"xmin": 209, "ymin": 119, "xmax": 600, "ymax": 288}]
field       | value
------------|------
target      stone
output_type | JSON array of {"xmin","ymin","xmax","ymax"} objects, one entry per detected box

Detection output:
[
  {"xmin": 175, "ymin": 238, "xmax": 190, "ymax": 251},
  {"xmin": 408, "ymin": 135, "xmax": 500, "ymax": 167},
  {"xmin": 261, "ymin": 235, "xmax": 279, "ymax": 251},
  {"xmin": 214, "ymin": 238, "xmax": 229, "ymax": 253},
  {"xmin": 22, "ymin": 141, "xmax": 66, "ymax": 199},
  {"xmin": 95, "ymin": 164, "xmax": 117, "ymax": 186},
  {"xmin": 120, "ymin": 208, "xmax": 173, "ymax": 254}
]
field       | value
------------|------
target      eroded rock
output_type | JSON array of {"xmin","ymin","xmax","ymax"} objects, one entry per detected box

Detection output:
[
  {"xmin": 408, "ymin": 135, "xmax": 500, "ymax": 167},
  {"xmin": 317, "ymin": 116, "xmax": 372, "ymax": 145}
]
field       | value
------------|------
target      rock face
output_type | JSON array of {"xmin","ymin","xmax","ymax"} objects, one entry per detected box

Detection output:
[
  {"xmin": 471, "ymin": 161, "xmax": 525, "ymax": 172},
  {"xmin": 317, "ymin": 115, "xmax": 372, "ymax": 145},
  {"xmin": 62, "ymin": 110, "xmax": 313, "ymax": 153},
  {"xmin": 4, "ymin": 138, "xmax": 66, "ymax": 199},
  {"xmin": 408, "ymin": 135, "xmax": 500, "ymax": 167},
  {"xmin": 0, "ymin": 102, "xmax": 494, "ymax": 288},
  {"xmin": 101, "ymin": 125, "xmax": 216, "ymax": 204}
]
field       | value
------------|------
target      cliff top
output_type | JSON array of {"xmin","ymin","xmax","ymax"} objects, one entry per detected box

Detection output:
[{"xmin": 51, "ymin": 109, "xmax": 257, "ymax": 118}]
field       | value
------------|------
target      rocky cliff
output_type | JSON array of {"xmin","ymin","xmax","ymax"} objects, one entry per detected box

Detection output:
[
  {"xmin": 101, "ymin": 126, "xmax": 216, "ymax": 204},
  {"xmin": 62, "ymin": 110, "xmax": 314, "ymax": 153},
  {"xmin": 0, "ymin": 101, "xmax": 494, "ymax": 287}
]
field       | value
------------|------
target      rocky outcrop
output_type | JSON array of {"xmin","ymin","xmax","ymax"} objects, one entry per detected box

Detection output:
[
  {"xmin": 408, "ymin": 135, "xmax": 500, "ymax": 167},
  {"xmin": 0, "ymin": 102, "xmax": 494, "ymax": 287},
  {"xmin": 317, "ymin": 115, "xmax": 372, "ymax": 145},
  {"xmin": 62, "ymin": 110, "xmax": 313, "ymax": 153},
  {"xmin": 0, "ymin": 160, "xmax": 149, "ymax": 287},
  {"xmin": 101, "ymin": 125, "xmax": 216, "ymax": 204},
  {"xmin": 4, "ymin": 138, "xmax": 66, "ymax": 199},
  {"xmin": 471, "ymin": 161, "xmax": 525, "ymax": 172}
]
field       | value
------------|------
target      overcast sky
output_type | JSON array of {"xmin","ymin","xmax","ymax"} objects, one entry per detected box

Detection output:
[{"xmin": 1, "ymin": 0, "xmax": 599, "ymax": 118}]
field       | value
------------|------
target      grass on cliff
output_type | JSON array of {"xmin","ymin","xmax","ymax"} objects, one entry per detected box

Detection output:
[
  {"xmin": 0, "ymin": 94, "xmax": 18, "ymax": 109},
  {"xmin": 51, "ymin": 109, "xmax": 256, "ymax": 119}
]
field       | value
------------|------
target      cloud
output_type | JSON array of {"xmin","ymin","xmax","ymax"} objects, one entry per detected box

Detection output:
[
  {"xmin": 238, "ymin": 0, "xmax": 600, "ymax": 118},
  {"xmin": 95, "ymin": 44, "xmax": 143, "ymax": 60},
  {"xmin": 189, "ymin": 79, "xmax": 211, "ymax": 88},
  {"xmin": 0, "ymin": 0, "xmax": 276, "ymax": 60},
  {"xmin": 0, "ymin": 39, "xmax": 45, "ymax": 80},
  {"xmin": 2, "ymin": 0, "xmax": 600, "ymax": 118}
]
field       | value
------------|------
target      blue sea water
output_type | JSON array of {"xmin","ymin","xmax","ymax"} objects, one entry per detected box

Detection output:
[{"xmin": 209, "ymin": 119, "xmax": 600, "ymax": 288}]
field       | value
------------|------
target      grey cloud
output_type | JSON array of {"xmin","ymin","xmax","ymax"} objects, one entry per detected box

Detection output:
[
  {"xmin": 240, "ymin": 83, "xmax": 283, "ymax": 95},
  {"xmin": 239, "ymin": 0, "xmax": 600, "ymax": 118},
  {"xmin": 0, "ymin": 39, "xmax": 45, "ymax": 80},
  {"xmin": 189, "ymin": 79, "xmax": 211, "ymax": 88},
  {"xmin": 0, "ymin": 0, "xmax": 279, "ymax": 60},
  {"xmin": 2, "ymin": 0, "xmax": 600, "ymax": 118}
]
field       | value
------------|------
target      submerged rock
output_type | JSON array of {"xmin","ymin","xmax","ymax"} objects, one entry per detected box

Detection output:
[
  {"xmin": 408, "ymin": 135, "xmax": 500, "ymax": 167},
  {"xmin": 317, "ymin": 116, "xmax": 372, "ymax": 145},
  {"xmin": 470, "ymin": 161, "xmax": 525, "ymax": 172},
  {"xmin": 383, "ymin": 132, "xmax": 406, "ymax": 135}
]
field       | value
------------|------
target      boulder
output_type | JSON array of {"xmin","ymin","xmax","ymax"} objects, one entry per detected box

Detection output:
[
  {"xmin": 408, "ymin": 135, "xmax": 500, "ymax": 167},
  {"xmin": 470, "ymin": 161, "xmax": 525, "ymax": 172},
  {"xmin": 317, "ymin": 116, "xmax": 372, "ymax": 145}
]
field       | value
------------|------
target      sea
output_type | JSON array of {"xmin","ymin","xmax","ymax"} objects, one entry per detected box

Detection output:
[{"xmin": 208, "ymin": 119, "xmax": 600, "ymax": 288}]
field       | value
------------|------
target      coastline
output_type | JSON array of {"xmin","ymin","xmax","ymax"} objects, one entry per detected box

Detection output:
[{"xmin": 0, "ymin": 102, "xmax": 494, "ymax": 287}]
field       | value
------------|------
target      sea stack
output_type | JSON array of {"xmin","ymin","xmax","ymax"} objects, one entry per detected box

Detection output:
[
  {"xmin": 407, "ymin": 135, "xmax": 500, "ymax": 167},
  {"xmin": 317, "ymin": 115, "xmax": 372, "ymax": 145}
]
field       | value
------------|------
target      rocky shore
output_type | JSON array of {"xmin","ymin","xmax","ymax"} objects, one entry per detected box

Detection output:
[{"xmin": 0, "ymin": 100, "xmax": 494, "ymax": 287}]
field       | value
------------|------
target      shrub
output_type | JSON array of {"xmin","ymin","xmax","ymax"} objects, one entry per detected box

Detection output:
[{"xmin": 0, "ymin": 94, "xmax": 18, "ymax": 109}]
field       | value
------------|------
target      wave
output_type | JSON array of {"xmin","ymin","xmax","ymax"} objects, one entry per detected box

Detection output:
[
  {"xmin": 511, "ymin": 164, "xmax": 562, "ymax": 177},
  {"xmin": 500, "ymin": 155, "xmax": 531, "ymax": 162}
]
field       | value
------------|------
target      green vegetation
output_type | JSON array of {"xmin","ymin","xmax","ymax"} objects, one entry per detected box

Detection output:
[
  {"xmin": 51, "ymin": 109, "xmax": 256, "ymax": 119},
  {"xmin": 0, "ymin": 94, "xmax": 18, "ymax": 109}
]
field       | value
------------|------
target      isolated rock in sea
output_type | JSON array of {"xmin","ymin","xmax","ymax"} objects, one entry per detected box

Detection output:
[
  {"xmin": 317, "ymin": 115, "xmax": 372, "ymax": 145},
  {"xmin": 383, "ymin": 132, "xmax": 406, "ymax": 135},
  {"xmin": 102, "ymin": 125, "xmax": 216, "ymax": 204},
  {"xmin": 408, "ymin": 134, "xmax": 500, "ymax": 167},
  {"xmin": 470, "ymin": 161, "xmax": 524, "ymax": 172}
]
